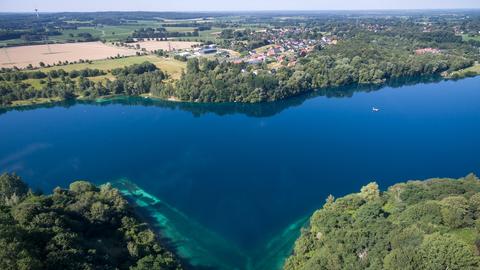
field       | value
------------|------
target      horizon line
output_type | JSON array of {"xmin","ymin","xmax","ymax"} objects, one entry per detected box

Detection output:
[{"xmin": 1, "ymin": 8, "xmax": 480, "ymax": 14}]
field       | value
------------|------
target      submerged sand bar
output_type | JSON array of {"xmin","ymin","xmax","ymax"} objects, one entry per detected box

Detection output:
[{"xmin": 0, "ymin": 42, "xmax": 138, "ymax": 69}]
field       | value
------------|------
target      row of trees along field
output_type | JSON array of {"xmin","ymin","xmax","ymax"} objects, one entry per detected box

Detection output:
[
  {"xmin": 284, "ymin": 174, "xmax": 480, "ymax": 270},
  {"xmin": 0, "ymin": 173, "xmax": 182, "ymax": 270},
  {"xmin": 0, "ymin": 62, "xmax": 167, "ymax": 106}
]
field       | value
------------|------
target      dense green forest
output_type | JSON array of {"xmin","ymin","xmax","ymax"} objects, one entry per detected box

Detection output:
[
  {"xmin": 284, "ymin": 174, "xmax": 480, "ymax": 270},
  {"xmin": 0, "ymin": 173, "xmax": 182, "ymax": 270}
]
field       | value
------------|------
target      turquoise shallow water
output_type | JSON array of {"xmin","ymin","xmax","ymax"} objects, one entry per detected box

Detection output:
[{"xmin": 1, "ymin": 77, "xmax": 480, "ymax": 269}]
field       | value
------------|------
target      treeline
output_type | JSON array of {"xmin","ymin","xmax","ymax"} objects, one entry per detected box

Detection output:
[
  {"xmin": 161, "ymin": 23, "xmax": 212, "ymax": 31},
  {"xmin": 132, "ymin": 28, "xmax": 199, "ymax": 39},
  {"xmin": 393, "ymin": 30, "xmax": 463, "ymax": 44},
  {"xmin": 0, "ymin": 68, "xmax": 106, "ymax": 81},
  {"xmin": 0, "ymin": 62, "xmax": 166, "ymax": 106},
  {"xmin": 0, "ymin": 173, "xmax": 182, "ymax": 270},
  {"xmin": 285, "ymin": 174, "xmax": 480, "ymax": 270},
  {"xmin": 0, "ymin": 29, "xmax": 62, "ymax": 42}
]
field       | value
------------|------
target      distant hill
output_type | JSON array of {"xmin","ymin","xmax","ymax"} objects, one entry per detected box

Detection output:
[{"xmin": 285, "ymin": 174, "xmax": 480, "ymax": 270}]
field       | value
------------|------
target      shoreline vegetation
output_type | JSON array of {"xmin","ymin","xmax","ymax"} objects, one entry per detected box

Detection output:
[
  {"xmin": 285, "ymin": 174, "xmax": 480, "ymax": 270},
  {"xmin": 0, "ymin": 173, "xmax": 183, "ymax": 270},
  {"xmin": 1, "ymin": 69, "xmax": 479, "ymax": 110},
  {"xmin": 0, "ymin": 74, "xmax": 452, "ymax": 119},
  {"xmin": 1, "ymin": 55, "xmax": 479, "ymax": 110}
]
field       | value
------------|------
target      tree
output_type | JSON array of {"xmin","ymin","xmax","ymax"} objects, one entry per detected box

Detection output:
[
  {"xmin": 383, "ymin": 247, "xmax": 419, "ymax": 270},
  {"xmin": 419, "ymin": 233, "xmax": 479, "ymax": 270},
  {"xmin": 0, "ymin": 173, "xmax": 29, "ymax": 205},
  {"xmin": 360, "ymin": 182, "xmax": 380, "ymax": 201},
  {"xmin": 440, "ymin": 196, "xmax": 471, "ymax": 228}
]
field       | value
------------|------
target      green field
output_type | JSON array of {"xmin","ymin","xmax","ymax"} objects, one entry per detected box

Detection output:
[
  {"xmin": 164, "ymin": 27, "xmax": 197, "ymax": 32},
  {"xmin": 0, "ymin": 22, "xmax": 225, "ymax": 47},
  {"xmin": 22, "ymin": 55, "xmax": 186, "ymax": 90},
  {"xmin": 462, "ymin": 34, "xmax": 480, "ymax": 42},
  {"xmin": 175, "ymin": 27, "xmax": 223, "ymax": 42},
  {"xmin": 35, "ymin": 55, "xmax": 183, "ymax": 74}
]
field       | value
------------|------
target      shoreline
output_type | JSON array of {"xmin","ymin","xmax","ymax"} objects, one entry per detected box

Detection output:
[{"xmin": 1, "ymin": 73, "xmax": 479, "ymax": 111}]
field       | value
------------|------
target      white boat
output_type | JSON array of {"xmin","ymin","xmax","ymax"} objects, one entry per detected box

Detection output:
[{"xmin": 372, "ymin": 107, "xmax": 380, "ymax": 112}]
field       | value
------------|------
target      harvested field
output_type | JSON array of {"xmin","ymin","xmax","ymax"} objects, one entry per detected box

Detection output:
[
  {"xmin": 0, "ymin": 42, "xmax": 138, "ymax": 69},
  {"xmin": 133, "ymin": 41, "xmax": 199, "ymax": 52}
]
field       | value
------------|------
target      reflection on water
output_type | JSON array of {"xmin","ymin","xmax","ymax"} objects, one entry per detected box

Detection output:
[{"xmin": 0, "ymin": 75, "xmax": 444, "ymax": 118}]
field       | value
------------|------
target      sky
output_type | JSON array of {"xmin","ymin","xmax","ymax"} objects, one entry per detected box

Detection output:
[{"xmin": 1, "ymin": 0, "xmax": 479, "ymax": 12}]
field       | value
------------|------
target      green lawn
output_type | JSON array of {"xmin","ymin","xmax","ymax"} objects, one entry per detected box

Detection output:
[
  {"xmin": 449, "ymin": 62, "xmax": 480, "ymax": 78},
  {"xmin": 22, "ymin": 55, "xmax": 186, "ymax": 89},
  {"xmin": 36, "ymin": 55, "xmax": 164, "ymax": 72}
]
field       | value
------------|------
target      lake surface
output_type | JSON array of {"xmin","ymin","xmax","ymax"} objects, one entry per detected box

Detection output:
[{"xmin": 1, "ymin": 77, "xmax": 480, "ymax": 269}]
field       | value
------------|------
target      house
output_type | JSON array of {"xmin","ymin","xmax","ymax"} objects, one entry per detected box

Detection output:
[
  {"xmin": 267, "ymin": 47, "xmax": 282, "ymax": 57},
  {"xmin": 247, "ymin": 57, "xmax": 264, "ymax": 65},
  {"xmin": 200, "ymin": 44, "xmax": 218, "ymax": 54},
  {"xmin": 415, "ymin": 48, "xmax": 441, "ymax": 55},
  {"xmin": 177, "ymin": 52, "xmax": 192, "ymax": 57}
]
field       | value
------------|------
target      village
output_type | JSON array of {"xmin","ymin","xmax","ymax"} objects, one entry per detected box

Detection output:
[{"xmin": 137, "ymin": 27, "xmax": 342, "ymax": 68}]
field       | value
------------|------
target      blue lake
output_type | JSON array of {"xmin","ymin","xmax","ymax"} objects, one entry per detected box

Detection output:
[{"xmin": 1, "ymin": 77, "xmax": 480, "ymax": 269}]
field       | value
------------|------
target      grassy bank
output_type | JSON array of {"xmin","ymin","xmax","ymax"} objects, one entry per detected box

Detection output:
[{"xmin": 448, "ymin": 62, "xmax": 480, "ymax": 79}]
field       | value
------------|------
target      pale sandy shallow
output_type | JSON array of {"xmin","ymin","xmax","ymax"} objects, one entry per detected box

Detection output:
[
  {"xmin": 0, "ymin": 42, "xmax": 138, "ymax": 69},
  {"xmin": 133, "ymin": 41, "xmax": 199, "ymax": 52}
]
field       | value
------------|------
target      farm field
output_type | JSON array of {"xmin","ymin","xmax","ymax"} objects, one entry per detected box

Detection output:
[
  {"xmin": 0, "ymin": 42, "xmax": 138, "ymax": 68},
  {"xmin": 175, "ymin": 27, "xmax": 223, "ymax": 42}
]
